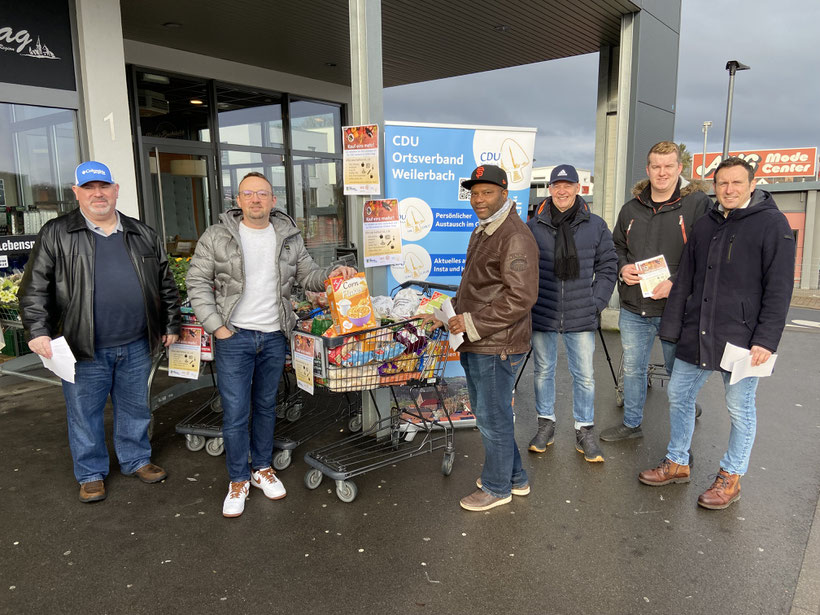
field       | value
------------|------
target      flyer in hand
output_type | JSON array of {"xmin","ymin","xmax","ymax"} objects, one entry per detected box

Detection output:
[{"xmin": 635, "ymin": 254, "xmax": 671, "ymax": 298}]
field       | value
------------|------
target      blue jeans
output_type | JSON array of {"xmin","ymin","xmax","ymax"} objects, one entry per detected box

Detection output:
[
  {"xmin": 666, "ymin": 359, "xmax": 759, "ymax": 475},
  {"xmin": 61, "ymin": 337, "xmax": 153, "ymax": 483},
  {"xmin": 532, "ymin": 330, "xmax": 595, "ymax": 427},
  {"xmin": 619, "ymin": 309, "xmax": 678, "ymax": 428},
  {"xmin": 214, "ymin": 328, "xmax": 287, "ymax": 482},
  {"xmin": 460, "ymin": 351, "xmax": 528, "ymax": 499}
]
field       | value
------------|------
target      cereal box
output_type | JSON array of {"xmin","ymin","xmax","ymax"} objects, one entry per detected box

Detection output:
[{"xmin": 325, "ymin": 272, "xmax": 378, "ymax": 333}]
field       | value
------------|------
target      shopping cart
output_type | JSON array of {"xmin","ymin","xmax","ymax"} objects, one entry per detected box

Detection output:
[
  {"xmin": 174, "ymin": 362, "xmax": 313, "ymax": 459},
  {"xmin": 300, "ymin": 290, "xmax": 455, "ymax": 503}
]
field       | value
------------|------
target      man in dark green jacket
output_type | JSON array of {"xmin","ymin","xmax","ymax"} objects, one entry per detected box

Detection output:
[{"xmin": 601, "ymin": 141, "xmax": 710, "ymax": 443}]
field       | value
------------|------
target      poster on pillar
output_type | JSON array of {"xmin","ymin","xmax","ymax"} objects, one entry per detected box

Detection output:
[
  {"xmin": 384, "ymin": 121, "xmax": 536, "ymax": 426},
  {"xmin": 343, "ymin": 124, "xmax": 381, "ymax": 195}
]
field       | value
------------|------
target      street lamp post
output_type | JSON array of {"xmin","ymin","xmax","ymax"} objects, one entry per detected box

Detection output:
[
  {"xmin": 722, "ymin": 60, "xmax": 750, "ymax": 158},
  {"xmin": 701, "ymin": 121, "xmax": 712, "ymax": 180}
]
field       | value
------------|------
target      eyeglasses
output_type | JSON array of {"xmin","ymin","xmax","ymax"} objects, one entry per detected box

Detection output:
[{"xmin": 238, "ymin": 190, "xmax": 272, "ymax": 200}]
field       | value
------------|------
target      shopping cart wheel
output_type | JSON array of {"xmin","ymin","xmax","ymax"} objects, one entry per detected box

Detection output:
[
  {"xmin": 335, "ymin": 480, "xmax": 358, "ymax": 503},
  {"xmin": 304, "ymin": 469, "xmax": 323, "ymax": 490},
  {"xmin": 441, "ymin": 451, "xmax": 455, "ymax": 476},
  {"xmin": 205, "ymin": 437, "xmax": 224, "ymax": 456},
  {"xmin": 286, "ymin": 402, "xmax": 303, "ymax": 422},
  {"xmin": 273, "ymin": 449, "xmax": 292, "ymax": 471},
  {"xmin": 186, "ymin": 434, "xmax": 206, "ymax": 452},
  {"xmin": 695, "ymin": 403, "xmax": 703, "ymax": 419},
  {"xmin": 348, "ymin": 413, "xmax": 362, "ymax": 433}
]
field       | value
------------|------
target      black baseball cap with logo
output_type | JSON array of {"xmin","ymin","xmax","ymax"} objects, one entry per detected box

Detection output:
[{"xmin": 461, "ymin": 165, "xmax": 509, "ymax": 190}]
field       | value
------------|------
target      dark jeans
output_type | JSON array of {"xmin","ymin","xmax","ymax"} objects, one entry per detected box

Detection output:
[
  {"xmin": 214, "ymin": 328, "xmax": 287, "ymax": 482},
  {"xmin": 460, "ymin": 351, "xmax": 528, "ymax": 498},
  {"xmin": 61, "ymin": 337, "xmax": 153, "ymax": 483}
]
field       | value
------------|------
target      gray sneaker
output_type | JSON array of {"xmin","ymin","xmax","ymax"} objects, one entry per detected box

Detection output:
[
  {"xmin": 599, "ymin": 423, "xmax": 643, "ymax": 442},
  {"xmin": 575, "ymin": 426, "xmax": 605, "ymax": 462},
  {"xmin": 528, "ymin": 417, "xmax": 556, "ymax": 453}
]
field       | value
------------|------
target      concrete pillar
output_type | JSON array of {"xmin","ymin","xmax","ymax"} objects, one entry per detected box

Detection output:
[
  {"xmin": 594, "ymin": 2, "xmax": 682, "ymax": 321},
  {"xmin": 801, "ymin": 190, "xmax": 819, "ymax": 289},
  {"xmin": 75, "ymin": 0, "xmax": 138, "ymax": 217},
  {"xmin": 348, "ymin": 0, "xmax": 388, "ymax": 431}
]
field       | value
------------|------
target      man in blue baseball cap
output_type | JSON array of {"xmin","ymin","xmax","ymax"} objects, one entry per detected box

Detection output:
[
  {"xmin": 526, "ymin": 164, "xmax": 617, "ymax": 462},
  {"xmin": 19, "ymin": 161, "xmax": 181, "ymax": 503}
]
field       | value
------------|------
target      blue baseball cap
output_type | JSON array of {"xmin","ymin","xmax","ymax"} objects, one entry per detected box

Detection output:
[
  {"xmin": 75, "ymin": 161, "xmax": 115, "ymax": 186},
  {"xmin": 549, "ymin": 164, "xmax": 579, "ymax": 185}
]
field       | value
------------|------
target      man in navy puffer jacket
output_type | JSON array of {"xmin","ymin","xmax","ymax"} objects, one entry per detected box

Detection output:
[{"xmin": 526, "ymin": 165, "xmax": 617, "ymax": 462}]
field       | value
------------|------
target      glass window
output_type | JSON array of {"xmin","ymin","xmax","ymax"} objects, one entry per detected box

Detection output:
[
  {"xmin": 136, "ymin": 71, "xmax": 210, "ymax": 141},
  {"xmin": 0, "ymin": 103, "xmax": 80, "ymax": 237},
  {"xmin": 217, "ymin": 86, "xmax": 284, "ymax": 148},
  {"xmin": 290, "ymin": 100, "xmax": 341, "ymax": 154},
  {"xmin": 220, "ymin": 150, "xmax": 287, "ymax": 213},
  {"xmin": 292, "ymin": 157, "xmax": 345, "ymax": 265}
]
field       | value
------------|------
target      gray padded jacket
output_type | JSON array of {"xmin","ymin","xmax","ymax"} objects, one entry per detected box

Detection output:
[{"xmin": 186, "ymin": 208, "xmax": 332, "ymax": 339}]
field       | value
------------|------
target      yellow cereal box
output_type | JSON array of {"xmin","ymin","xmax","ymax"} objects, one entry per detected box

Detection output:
[{"xmin": 325, "ymin": 272, "xmax": 378, "ymax": 333}]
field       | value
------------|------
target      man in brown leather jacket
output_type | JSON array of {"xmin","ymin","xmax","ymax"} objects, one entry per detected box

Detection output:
[{"xmin": 445, "ymin": 164, "xmax": 539, "ymax": 511}]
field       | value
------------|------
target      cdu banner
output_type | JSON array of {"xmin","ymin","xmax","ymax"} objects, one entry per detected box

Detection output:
[{"xmin": 384, "ymin": 122, "xmax": 536, "ymax": 381}]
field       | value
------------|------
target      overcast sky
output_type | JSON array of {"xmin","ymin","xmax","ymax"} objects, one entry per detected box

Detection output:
[{"xmin": 383, "ymin": 0, "xmax": 820, "ymax": 172}]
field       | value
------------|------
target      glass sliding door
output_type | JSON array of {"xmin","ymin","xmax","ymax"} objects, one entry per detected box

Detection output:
[{"xmin": 146, "ymin": 146, "xmax": 213, "ymax": 253}]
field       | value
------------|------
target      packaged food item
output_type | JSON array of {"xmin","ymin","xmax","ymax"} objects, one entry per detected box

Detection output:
[
  {"xmin": 305, "ymin": 290, "xmax": 329, "ymax": 308},
  {"xmin": 310, "ymin": 316, "xmax": 334, "ymax": 336},
  {"xmin": 416, "ymin": 291, "xmax": 450, "ymax": 315},
  {"xmin": 394, "ymin": 323, "xmax": 428, "ymax": 355},
  {"xmin": 391, "ymin": 288, "xmax": 421, "ymax": 320},
  {"xmin": 326, "ymin": 272, "xmax": 378, "ymax": 333},
  {"xmin": 371, "ymin": 295, "xmax": 394, "ymax": 320},
  {"xmin": 325, "ymin": 365, "xmax": 379, "ymax": 392}
]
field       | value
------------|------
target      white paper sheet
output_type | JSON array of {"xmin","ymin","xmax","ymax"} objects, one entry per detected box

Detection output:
[
  {"xmin": 720, "ymin": 342, "xmax": 777, "ymax": 385},
  {"xmin": 433, "ymin": 298, "xmax": 464, "ymax": 351},
  {"xmin": 40, "ymin": 336, "xmax": 76, "ymax": 383}
]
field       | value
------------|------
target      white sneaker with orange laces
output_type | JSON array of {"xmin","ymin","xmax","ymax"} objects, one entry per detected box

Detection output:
[
  {"xmin": 251, "ymin": 467, "xmax": 287, "ymax": 500},
  {"xmin": 223, "ymin": 480, "xmax": 249, "ymax": 518}
]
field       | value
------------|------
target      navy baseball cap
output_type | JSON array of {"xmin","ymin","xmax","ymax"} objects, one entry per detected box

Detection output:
[
  {"xmin": 549, "ymin": 164, "xmax": 579, "ymax": 185},
  {"xmin": 75, "ymin": 161, "xmax": 115, "ymax": 186},
  {"xmin": 461, "ymin": 165, "xmax": 509, "ymax": 190}
]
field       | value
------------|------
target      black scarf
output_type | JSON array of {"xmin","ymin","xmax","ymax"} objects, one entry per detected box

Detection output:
[{"xmin": 550, "ymin": 198, "xmax": 580, "ymax": 280}]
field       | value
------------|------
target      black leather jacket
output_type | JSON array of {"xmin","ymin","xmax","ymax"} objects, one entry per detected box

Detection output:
[{"xmin": 18, "ymin": 208, "xmax": 181, "ymax": 361}]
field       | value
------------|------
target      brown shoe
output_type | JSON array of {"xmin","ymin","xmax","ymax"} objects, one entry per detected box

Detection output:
[
  {"xmin": 459, "ymin": 489, "xmax": 512, "ymax": 511},
  {"xmin": 697, "ymin": 469, "xmax": 741, "ymax": 510},
  {"xmin": 132, "ymin": 463, "xmax": 167, "ymax": 484},
  {"xmin": 638, "ymin": 458, "xmax": 690, "ymax": 486},
  {"xmin": 79, "ymin": 480, "xmax": 106, "ymax": 503}
]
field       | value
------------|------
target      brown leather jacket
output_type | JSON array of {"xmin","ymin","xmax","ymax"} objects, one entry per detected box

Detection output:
[{"xmin": 453, "ymin": 204, "xmax": 539, "ymax": 356}]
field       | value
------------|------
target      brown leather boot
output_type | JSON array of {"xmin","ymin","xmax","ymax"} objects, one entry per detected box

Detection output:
[
  {"xmin": 697, "ymin": 469, "xmax": 741, "ymax": 510},
  {"xmin": 638, "ymin": 458, "xmax": 690, "ymax": 486},
  {"xmin": 79, "ymin": 480, "xmax": 106, "ymax": 503}
]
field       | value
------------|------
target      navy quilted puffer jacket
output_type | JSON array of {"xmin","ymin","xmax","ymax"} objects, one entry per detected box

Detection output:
[{"xmin": 527, "ymin": 196, "xmax": 618, "ymax": 332}]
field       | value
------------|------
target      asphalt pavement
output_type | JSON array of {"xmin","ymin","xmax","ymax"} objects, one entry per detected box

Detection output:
[{"xmin": 0, "ymin": 307, "xmax": 818, "ymax": 615}]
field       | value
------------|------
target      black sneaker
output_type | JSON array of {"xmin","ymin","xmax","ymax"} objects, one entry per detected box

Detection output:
[
  {"xmin": 528, "ymin": 417, "xmax": 555, "ymax": 453},
  {"xmin": 575, "ymin": 426, "xmax": 605, "ymax": 462},
  {"xmin": 599, "ymin": 423, "xmax": 643, "ymax": 442}
]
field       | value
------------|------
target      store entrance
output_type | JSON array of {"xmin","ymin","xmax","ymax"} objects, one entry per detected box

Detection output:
[{"xmin": 141, "ymin": 142, "xmax": 218, "ymax": 254}]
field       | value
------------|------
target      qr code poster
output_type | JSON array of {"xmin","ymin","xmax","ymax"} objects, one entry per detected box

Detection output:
[{"xmin": 458, "ymin": 178, "xmax": 471, "ymax": 201}]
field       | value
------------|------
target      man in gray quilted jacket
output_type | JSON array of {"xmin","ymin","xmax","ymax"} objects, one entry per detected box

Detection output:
[{"xmin": 187, "ymin": 172, "xmax": 355, "ymax": 518}]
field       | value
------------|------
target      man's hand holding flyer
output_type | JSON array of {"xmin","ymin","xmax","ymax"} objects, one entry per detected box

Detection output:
[{"xmin": 635, "ymin": 255, "xmax": 671, "ymax": 298}]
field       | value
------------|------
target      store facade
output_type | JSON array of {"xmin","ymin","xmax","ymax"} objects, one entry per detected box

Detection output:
[{"xmin": 0, "ymin": 0, "xmax": 352, "ymax": 272}]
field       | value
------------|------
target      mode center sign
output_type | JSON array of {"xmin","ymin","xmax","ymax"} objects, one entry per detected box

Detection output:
[{"xmin": 693, "ymin": 147, "xmax": 817, "ymax": 180}]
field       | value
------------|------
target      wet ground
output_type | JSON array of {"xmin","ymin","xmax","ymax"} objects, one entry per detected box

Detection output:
[{"xmin": 1, "ymin": 307, "xmax": 818, "ymax": 615}]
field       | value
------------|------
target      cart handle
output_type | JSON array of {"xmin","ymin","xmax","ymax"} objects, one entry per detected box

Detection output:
[{"xmin": 391, "ymin": 280, "xmax": 458, "ymax": 296}]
